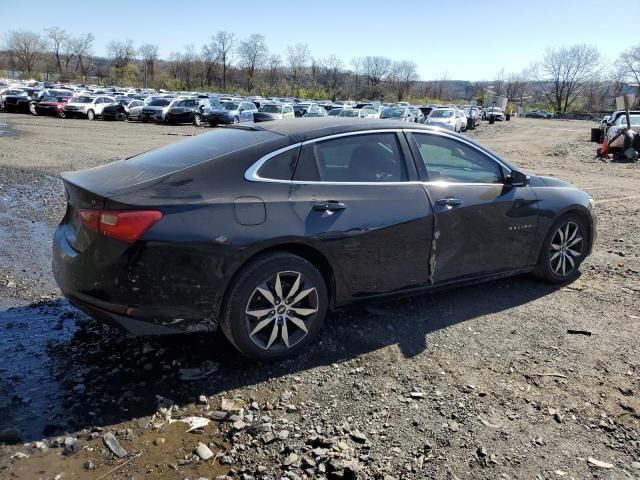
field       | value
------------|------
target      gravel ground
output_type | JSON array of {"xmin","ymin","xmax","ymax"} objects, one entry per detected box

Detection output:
[{"xmin": 0, "ymin": 114, "xmax": 638, "ymax": 480}]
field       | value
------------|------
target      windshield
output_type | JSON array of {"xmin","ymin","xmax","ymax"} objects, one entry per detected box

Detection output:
[
  {"xmin": 328, "ymin": 109, "xmax": 342, "ymax": 116},
  {"xmin": 382, "ymin": 108, "xmax": 405, "ymax": 118},
  {"xmin": 617, "ymin": 115, "xmax": 640, "ymax": 126},
  {"xmin": 71, "ymin": 96, "xmax": 94, "ymax": 103},
  {"xmin": 148, "ymin": 99, "xmax": 171, "ymax": 107},
  {"xmin": 221, "ymin": 102, "xmax": 239, "ymax": 110},
  {"xmin": 430, "ymin": 109, "xmax": 454, "ymax": 118},
  {"xmin": 259, "ymin": 104, "xmax": 282, "ymax": 113},
  {"xmin": 338, "ymin": 109, "xmax": 358, "ymax": 117}
]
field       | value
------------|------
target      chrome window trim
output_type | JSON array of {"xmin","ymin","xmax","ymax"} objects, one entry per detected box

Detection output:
[{"xmin": 245, "ymin": 127, "xmax": 511, "ymax": 185}]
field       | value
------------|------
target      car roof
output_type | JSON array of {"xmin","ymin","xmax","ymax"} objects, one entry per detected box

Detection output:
[{"xmin": 252, "ymin": 118, "xmax": 440, "ymax": 142}]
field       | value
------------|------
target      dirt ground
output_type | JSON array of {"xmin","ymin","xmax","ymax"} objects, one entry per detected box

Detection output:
[{"xmin": 0, "ymin": 114, "xmax": 638, "ymax": 480}]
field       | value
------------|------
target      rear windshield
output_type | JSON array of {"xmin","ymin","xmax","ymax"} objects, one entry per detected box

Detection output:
[
  {"xmin": 430, "ymin": 109, "xmax": 454, "ymax": 118},
  {"xmin": 148, "ymin": 99, "xmax": 171, "ymax": 106},
  {"xmin": 125, "ymin": 128, "xmax": 280, "ymax": 173}
]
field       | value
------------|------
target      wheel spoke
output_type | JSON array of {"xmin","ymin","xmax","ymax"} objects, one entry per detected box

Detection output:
[
  {"xmin": 257, "ymin": 287, "xmax": 276, "ymax": 306},
  {"xmin": 246, "ymin": 307, "xmax": 272, "ymax": 318},
  {"xmin": 285, "ymin": 273, "xmax": 301, "ymax": 302},
  {"xmin": 567, "ymin": 236, "xmax": 583, "ymax": 248},
  {"xmin": 550, "ymin": 251, "xmax": 561, "ymax": 262},
  {"xmin": 281, "ymin": 320, "xmax": 290, "ymax": 348},
  {"xmin": 567, "ymin": 247, "xmax": 581, "ymax": 257},
  {"xmin": 290, "ymin": 287, "xmax": 315, "ymax": 306},
  {"xmin": 274, "ymin": 273, "xmax": 283, "ymax": 301},
  {"xmin": 561, "ymin": 254, "xmax": 567, "ymax": 275},
  {"xmin": 550, "ymin": 243, "xmax": 561, "ymax": 251},
  {"xmin": 265, "ymin": 323, "xmax": 279, "ymax": 349},
  {"xmin": 565, "ymin": 253, "xmax": 575, "ymax": 269},
  {"xmin": 553, "ymin": 256, "xmax": 562, "ymax": 273},
  {"xmin": 288, "ymin": 315, "xmax": 308, "ymax": 333},
  {"xmin": 567, "ymin": 223, "xmax": 578, "ymax": 242},
  {"xmin": 290, "ymin": 306, "xmax": 317, "ymax": 316},
  {"xmin": 564, "ymin": 223, "xmax": 571, "ymax": 242},
  {"xmin": 557, "ymin": 228, "xmax": 565, "ymax": 243},
  {"xmin": 250, "ymin": 316, "xmax": 274, "ymax": 336}
]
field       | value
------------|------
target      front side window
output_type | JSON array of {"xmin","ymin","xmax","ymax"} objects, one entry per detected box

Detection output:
[
  {"xmin": 294, "ymin": 133, "xmax": 407, "ymax": 183},
  {"xmin": 412, "ymin": 133, "xmax": 503, "ymax": 184}
]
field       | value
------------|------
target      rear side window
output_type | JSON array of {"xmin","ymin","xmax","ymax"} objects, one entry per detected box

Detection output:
[
  {"xmin": 126, "ymin": 128, "xmax": 279, "ymax": 173},
  {"xmin": 294, "ymin": 133, "xmax": 407, "ymax": 183},
  {"xmin": 257, "ymin": 147, "xmax": 300, "ymax": 180}
]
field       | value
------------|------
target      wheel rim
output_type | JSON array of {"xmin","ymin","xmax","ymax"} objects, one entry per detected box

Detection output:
[
  {"xmin": 549, "ymin": 221, "xmax": 584, "ymax": 277},
  {"xmin": 194, "ymin": 115, "xmax": 201, "ymax": 126},
  {"xmin": 30, "ymin": 104, "xmax": 37, "ymax": 115},
  {"xmin": 88, "ymin": 110, "xmax": 94, "ymax": 120},
  {"xmin": 244, "ymin": 271, "xmax": 319, "ymax": 352}
]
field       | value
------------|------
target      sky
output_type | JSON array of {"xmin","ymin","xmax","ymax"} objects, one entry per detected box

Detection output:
[{"xmin": 2, "ymin": 0, "xmax": 637, "ymax": 81}]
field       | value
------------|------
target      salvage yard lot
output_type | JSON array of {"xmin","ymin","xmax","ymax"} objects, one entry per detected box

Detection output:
[{"xmin": 0, "ymin": 115, "xmax": 638, "ymax": 479}]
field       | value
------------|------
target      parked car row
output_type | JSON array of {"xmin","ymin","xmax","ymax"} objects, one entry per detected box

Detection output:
[{"xmin": 1, "ymin": 82, "xmax": 499, "ymax": 134}]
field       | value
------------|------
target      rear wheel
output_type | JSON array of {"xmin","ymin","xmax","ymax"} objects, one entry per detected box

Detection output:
[
  {"xmin": 233, "ymin": 116, "xmax": 239, "ymax": 124},
  {"xmin": 29, "ymin": 102, "xmax": 38, "ymax": 115},
  {"xmin": 537, "ymin": 214, "xmax": 587, "ymax": 284},
  {"xmin": 193, "ymin": 113, "xmax": 202, "ymax": 127},
  {"xmin": 221, "ymin": 253, "xmax": 328, "ymax": 360},
  {"xmin": 87, "ymin": 109, "xmax": 95, "ymax": 120}
]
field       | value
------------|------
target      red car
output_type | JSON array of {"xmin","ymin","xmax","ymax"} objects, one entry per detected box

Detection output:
[{"xmin": 33, "ymin": 90, "xmax": 74, "ymax": 117}]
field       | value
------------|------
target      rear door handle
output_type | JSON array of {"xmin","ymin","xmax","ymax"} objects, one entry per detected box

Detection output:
[
  {"xmin": 313, "ymin": 201, "xmax": 347, "ymax": 211},
  {"xmin": 435, "ymin": 197, "xmax": 462, "ymax": 207}
]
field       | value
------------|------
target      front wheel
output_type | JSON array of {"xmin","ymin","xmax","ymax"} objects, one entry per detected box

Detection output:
[
  {"xmin": 221, "ymin": 253, "xmax": 328, "ymax": 360},
  {"xmin": 233, "ymin": 116, "xmax": 239, "ymax": 124},
  {"xmin": 58, "ymin": 111, "xmax": 65, "ymax": 118},
  {"xmin": 87, "ymin": 109, "xmax": 95, "ymax": 120},
  {"xmin": 537, "ymin": 214, "xmax": 587, "ymax": 284}
]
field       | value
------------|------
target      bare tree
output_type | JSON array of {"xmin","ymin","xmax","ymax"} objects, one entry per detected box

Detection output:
[
  {"xmin": 45, "ymin": 27, "xmax": 68, "ymax": 76},
  {"xmin": 201, "ymin": 42, "xmax": 219, "ymax": 87},
  {"xmin": 71, "ymin": 33, "xmax": 94, "ymax": 78},
  {"xmin": 286, "ymin": 43, "xmax": 310, "ymax": 97},
  {"xmin": 212, "ymin": 31, "xmax": 235, "ymax": 90},
  {"xmin": 504, "ymin": 70, "xmax": 529, "ymax": 104},
  {"xmin": 390, "ymin": 60, "xmax": 418, "ymax": 101},
  {"xmin": 321, "ymin": 55, "xmax": 344, "ymax": 101},
  {"xmin": 351, "ymin": 57, "xmax": 363, "ymax": 99},
  {"xmin": 138, "ymin": 43, "xmax": 159, "ymax": 87},
  {"xmin": 535, "ymin": 44, "xmax": 601, "ymax": 113},
  {"xmin": 237, "ymin": 34, "xmax": 268, "ymax": 92},
  {"xmin": 267, "ymin": 54, "xmax": 282, "ymax": 94},
  {"xmin": 363, "ymin": 56, "xmax": 392, "ymax": 98},
  {"xmin": 5, "ymin": 31, "xmax": 46, "ymax": 76},
  {"xmin": 434, "ymin": 71, "xmax": 450, "ymax": 100},
  {"xmin": 616, "ymin": 43, "xmax": 640, "ymax": 87}
]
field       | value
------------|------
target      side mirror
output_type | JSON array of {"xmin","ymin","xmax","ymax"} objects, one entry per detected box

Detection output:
[{"xmin": 506, "ymin": 169, "xmax": 529, "ymax": 187}]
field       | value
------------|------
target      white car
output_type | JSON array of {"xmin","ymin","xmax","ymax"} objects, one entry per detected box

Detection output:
[
  {"xmin": 426, "ymin": 108, "xmax": 465, "ymax": 132},
  {"xmin": 484, "ymin": 107, "xmax": 505, "ymax": 121},
  {"xmin": 63, "ymin": 95, "xmax": 115, "ymax": 120}
]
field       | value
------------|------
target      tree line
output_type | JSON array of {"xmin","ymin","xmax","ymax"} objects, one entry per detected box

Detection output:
[{"xmin": 2, "ymin": 28, "xmax": 640, "ymax": 111}]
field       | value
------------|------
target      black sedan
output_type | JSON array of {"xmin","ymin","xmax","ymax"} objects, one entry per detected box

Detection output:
[
  {"xmin": 3, "ymin": 88, "xmax": 42, "ymax": 113},
  {"xmin": 53, "ymin": 119, "xmax": 596, "ymax": 360},
  {"xmin": 165, "ymin": 98, "xmax": 201, "ymax": 125}
]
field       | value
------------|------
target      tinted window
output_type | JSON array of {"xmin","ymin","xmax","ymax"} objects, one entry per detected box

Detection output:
[
  {"xmin": 294, "ymin": 133, "xmax": 407, "ymax": 183},
  {"xmin": 257, "ymin": 148, "xmax": 300, "ymax": 180},
  {"xmin": 412, "ymin": 133, "xmax": 503, "ymax": 184}
]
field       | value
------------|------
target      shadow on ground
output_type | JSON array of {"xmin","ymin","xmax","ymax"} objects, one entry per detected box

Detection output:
[{"xmin": 0, "ymin": 275, "xmax": 559, "ymax": 442}]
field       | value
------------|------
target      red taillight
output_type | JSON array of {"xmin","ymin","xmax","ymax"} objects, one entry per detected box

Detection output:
[{"xmin": 78, "ymin": 209, "xmax": 163, "ymax": 243}]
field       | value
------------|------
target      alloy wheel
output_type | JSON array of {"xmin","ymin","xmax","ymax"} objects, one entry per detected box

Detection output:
[
  {"xmin": 549, "ymin": 221, "xmax": 584, "ymax": 277},
  {"xmin": 29, "ymin": 103, "xmax": 38, "ymax": 115},
  {"xmin": 244, "ymin": 271, "xmax": 319, "ymax": 351}
]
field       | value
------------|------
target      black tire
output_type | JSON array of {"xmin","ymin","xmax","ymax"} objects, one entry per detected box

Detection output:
[
  {"xmin": 221, "ymin": 253, "xmax": 328, "ymax": 360},
  {"xmin": 87, "ymin": 109, "xmax": 95, "ymax": 120},
  {"xmin": 537, "ymin": 214, "xmax": 588, "ymax": 284},
  {"xmin": 232, "ymin": 116, "xmax": 239, "ymax": 124},
  {"xmin": 58, "ymin": 111, "xmax": 65, "ymax": 118}
]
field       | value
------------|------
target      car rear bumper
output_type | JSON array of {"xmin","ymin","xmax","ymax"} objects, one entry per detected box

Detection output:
[
  {"xmin": 166, "ymin": 112, "xmax": 194, "ymax": 123},
  {"xmin": 52, "ymin": 225, "xmax": 221, "ymax": 335}
]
